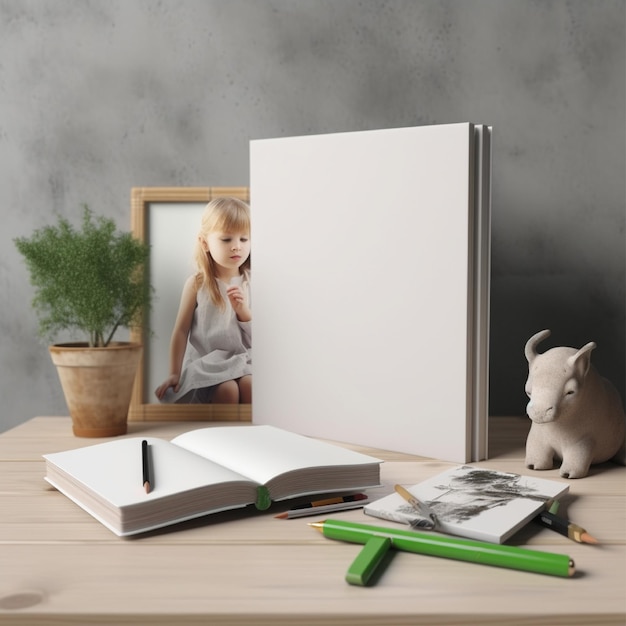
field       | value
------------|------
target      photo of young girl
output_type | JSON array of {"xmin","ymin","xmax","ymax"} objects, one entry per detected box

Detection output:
[{"xmin": 155, "ymin": 197, "xmax": 251, "ymax": 404}]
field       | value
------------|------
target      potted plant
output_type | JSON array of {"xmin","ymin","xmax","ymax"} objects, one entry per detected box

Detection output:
[{"xmin": 15, "ymin": 206, "xmax": 153, "ymax": 437}]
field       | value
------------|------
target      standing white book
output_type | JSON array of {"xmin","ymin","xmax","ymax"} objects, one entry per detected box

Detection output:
[
  {"xmin": 363, "ymin": 465, "xmax": 569, "ymax": 544},
  {"xmin": 250, "ymin": 122, "xmax": 491, "ymax": 463},
  {"xmin": 43, "ymin": 425, "xmax": 381, "ymax": 536}
]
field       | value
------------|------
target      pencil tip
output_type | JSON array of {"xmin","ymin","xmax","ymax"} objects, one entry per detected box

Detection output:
[
  {"xmin": 308, "ymin": 521, "xmax": 324, "ymax": 532},
  {"xmin": 274, "ymin": 512, "xmax": 288, "ymax": 519},
  {"xmin": 144, "ymin": 482, "xmax": 151, "ymax": 494},
  {"xmin": 580, "ymin": 532, "xmax": 599, "ymax": 544}
]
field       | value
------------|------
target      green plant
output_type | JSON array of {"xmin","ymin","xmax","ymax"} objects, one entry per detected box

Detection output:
[{"xmin": 15, "ymin": 205, "xmax": 152, "ymax": 347}]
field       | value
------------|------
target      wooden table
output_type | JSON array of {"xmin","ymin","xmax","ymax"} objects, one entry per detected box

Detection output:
[{"xmin": 1, "ymin": 416, "xmax": 624, "ymax": 625}]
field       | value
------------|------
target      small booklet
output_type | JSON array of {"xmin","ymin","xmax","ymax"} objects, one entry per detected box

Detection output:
[
  {"xmin": 43, "ymin": 425, "xmax": 381, "ymax": 536},
  {"xmin": 364, "ymin": 465, "xmax": 569, "ymax": 544}
]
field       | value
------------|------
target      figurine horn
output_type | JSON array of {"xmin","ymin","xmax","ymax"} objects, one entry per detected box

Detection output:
[{"xmin": 524, "ymin": 329, "xmax": 551, "ymax": 364}]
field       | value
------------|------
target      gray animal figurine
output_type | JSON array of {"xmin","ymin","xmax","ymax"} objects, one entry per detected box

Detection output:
[{"xmin": 524, "ymin": 329, "xmax": 626, "ymax": 478}]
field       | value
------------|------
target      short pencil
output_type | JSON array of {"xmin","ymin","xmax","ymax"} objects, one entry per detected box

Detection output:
[
  {"xmin": 142, "ymin": 439, "xmax": 151, "ymax": 494},
  {"xmin": 535, "ymin": 510, "xmax": 598, "ymax": 544}
]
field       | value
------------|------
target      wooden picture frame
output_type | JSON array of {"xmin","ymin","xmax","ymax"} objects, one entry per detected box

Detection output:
[{"xmin": 128, "ymin": 187, "xmax": 252, "ymax": 422}]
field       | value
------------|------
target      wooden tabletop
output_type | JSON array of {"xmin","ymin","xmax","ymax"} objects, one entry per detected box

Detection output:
[{"xmin": 0, "ymin": 416, "xmax": 624, "ymax": 625}]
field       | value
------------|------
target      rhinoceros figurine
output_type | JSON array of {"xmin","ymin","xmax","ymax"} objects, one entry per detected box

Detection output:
[{"xmin": 524, "ymin": 329, "xmax": 626, "ymax": 478}]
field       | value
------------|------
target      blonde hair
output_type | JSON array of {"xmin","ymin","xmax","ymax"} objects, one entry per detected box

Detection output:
[{"xmin": 194, "ymin": 197, "xmax": 251, "ymax": 308}]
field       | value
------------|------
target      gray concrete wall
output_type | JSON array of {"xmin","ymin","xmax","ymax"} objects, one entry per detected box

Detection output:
[{"xmin": 1, "ymin": 0, "xmax": 624, "ymax": 432}]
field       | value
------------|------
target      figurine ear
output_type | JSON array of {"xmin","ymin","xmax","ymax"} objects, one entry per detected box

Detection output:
[
  {"xmin": 524, "ymin": 329, "xmax": 551, "ymax": 364},
  {"xmin": 567, "ymin": 342, "xmax": 596, "ymax": 379}
]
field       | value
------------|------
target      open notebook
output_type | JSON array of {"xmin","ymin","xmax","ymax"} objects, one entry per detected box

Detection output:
[{"xmin": 43, "ymin": 425, "xmax": 381, "ymax": 536}]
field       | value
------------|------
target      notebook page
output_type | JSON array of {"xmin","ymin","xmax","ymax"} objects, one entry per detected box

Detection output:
[
  {"xmin": 172, "ymin": 425, "xmax": 380, "ymax": 486},
  {"xmin": 44, "ymin": 436, "xmax": 254, "ymax": 508}
]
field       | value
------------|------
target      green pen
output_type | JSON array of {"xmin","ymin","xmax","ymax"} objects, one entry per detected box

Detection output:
[{"xmin": 310, "ymin": 519, "xmax": 575, "ymax": 579}]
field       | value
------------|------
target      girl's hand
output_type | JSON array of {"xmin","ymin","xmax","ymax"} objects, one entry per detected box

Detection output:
[
  {"xmin": 226, "ymin": 285, "xmax": 251, "ymax": 322},
  {"xmin": 155, "ymin": 374, "xmax": 180, "ymax": 400}
]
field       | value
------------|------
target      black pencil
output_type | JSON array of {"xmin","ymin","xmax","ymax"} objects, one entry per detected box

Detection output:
[
  {"xmin": 142, "ymin": 439, "xmax": 151, "ymax": 494},
  {"xmin": 535, "ymin": 510, "xmax": 598, "ymax": 544}
]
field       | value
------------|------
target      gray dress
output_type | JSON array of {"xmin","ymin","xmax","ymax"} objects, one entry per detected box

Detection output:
[{"xmin": 161, "ymin": 275, "xmax": 252, "ymax": 403}]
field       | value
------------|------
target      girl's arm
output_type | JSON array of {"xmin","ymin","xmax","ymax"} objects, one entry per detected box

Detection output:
[{"xmin": 154, "ymin": 276, "xmax": 198, "ymax": 399}]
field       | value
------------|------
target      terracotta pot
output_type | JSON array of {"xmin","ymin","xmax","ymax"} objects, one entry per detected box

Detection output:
[{"xmin": 49, "ymin": 342, "xmax": 143, "ymax": 437}]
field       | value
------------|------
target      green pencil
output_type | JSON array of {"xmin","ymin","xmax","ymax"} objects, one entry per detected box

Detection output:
[{"xmin": 310, "ymin": 519, "xmax": 574, "ymax": 578}]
